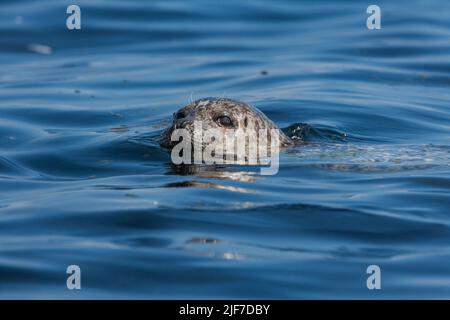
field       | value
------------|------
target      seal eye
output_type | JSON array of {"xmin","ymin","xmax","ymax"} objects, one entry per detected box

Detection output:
[
  {"xmin": 215, "ymin": 115, "xmax": 233, "ymax": 127},
  {"xmin": 175, "ymin": 111, "xmax": 186, "ymax": 120}
]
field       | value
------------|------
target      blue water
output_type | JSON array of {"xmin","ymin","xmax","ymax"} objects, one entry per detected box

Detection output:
[{"xmin": 1, "ymin": 0, "xmax": 450, "ymax": 299}]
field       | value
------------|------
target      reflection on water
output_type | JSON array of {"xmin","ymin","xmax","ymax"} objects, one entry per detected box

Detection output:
[{"xmin": 165, "ymin": 180, "xmax": 255, "ymax": 194}]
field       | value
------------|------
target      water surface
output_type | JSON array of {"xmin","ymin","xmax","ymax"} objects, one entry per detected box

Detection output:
[{"xmin": 1, "ymin": 0, "xmax": 450, "ymax": 298}]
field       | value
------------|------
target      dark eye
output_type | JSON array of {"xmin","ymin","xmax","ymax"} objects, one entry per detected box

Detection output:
[
  {"xmin": 215, "ymin": 115, "xmax": 233, "ymax": 127},
  {"xmin": 174, "ymin": 111, "xmax": 186, "ymax": 119}
]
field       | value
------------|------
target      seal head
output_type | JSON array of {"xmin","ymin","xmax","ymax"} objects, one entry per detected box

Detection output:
[{"xmin": 160, "ymin": 98, "xmax": 292, "ymax": 149}]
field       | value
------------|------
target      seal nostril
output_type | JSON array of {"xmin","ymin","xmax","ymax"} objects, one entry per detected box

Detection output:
[{"xmin": 175, "ymin": 111, "xmax": 186, "ymax": 120}]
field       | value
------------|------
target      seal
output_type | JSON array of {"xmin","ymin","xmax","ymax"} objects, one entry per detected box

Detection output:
[{"xmin": 160, "ymin": 97, "xmax": 293, "ymax": 153}]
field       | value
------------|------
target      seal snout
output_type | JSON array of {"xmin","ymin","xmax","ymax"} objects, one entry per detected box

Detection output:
[
  {"xmin": 174, "ymin": 111, "xmax": 186, "ymax": 120},
  {"xmin": 172, "ymin": 110, "xmax": 194, "ymax": 130}
]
